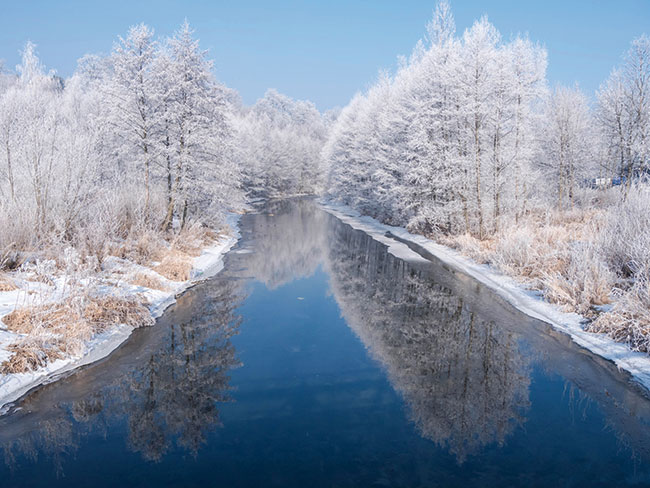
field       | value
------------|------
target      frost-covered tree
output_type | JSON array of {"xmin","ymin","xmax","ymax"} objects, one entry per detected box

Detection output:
[
  {"xmin": 104, "ymin": 24, "xmax": 159, "ymax": 216},
  {"xmin": 457, "ymin": 16, "xmax": 501, "ymax": 237},
  {"xmin": 538, "ymin": 86, "xmax": 594, "ymax": 209},
  {"xmin": 597, "ymin": 35, "xmax": 650, "ymax": 182},
  {"xmin": 1, "ymin": 43, "xmax": 64, "ymax": 236},
  {"xmin": 157, "ymin": 21, "xmax": 240, "ymax": 230},
  {"xmin": 235, "ymin": 89, "xmax": 327, "ymax": 199}
]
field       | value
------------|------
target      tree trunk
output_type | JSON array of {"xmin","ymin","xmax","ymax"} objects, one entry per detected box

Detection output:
[{"xmin": 5, "ymin": 142, "xmax": 15, "ymax": 202}]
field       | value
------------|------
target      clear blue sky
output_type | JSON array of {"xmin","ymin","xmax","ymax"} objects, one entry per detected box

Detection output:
[{"xmin": 0, "ymin": 0, "xmax": 648, "ymax": 110}]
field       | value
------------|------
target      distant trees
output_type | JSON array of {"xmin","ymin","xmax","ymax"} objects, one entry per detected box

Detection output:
[
  {"xmin": 0, "ymin": 42, "xmax": 103, "ymax": 248},
  {"xmin": 234, "ymin": 89, "xmax": 329, "ymax": 199},
  {"xmin": 538, "ymin": 86, "xmax": 594, "ymax": 210}
]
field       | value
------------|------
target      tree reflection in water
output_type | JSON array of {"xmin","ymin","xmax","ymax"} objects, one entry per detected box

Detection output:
[
  {"xmin": 244, "ymin": 198, "xmax": 329, "ymax": 289},
  {"xmin": 0, "ymin": 278, "xmax": 244, "ymax": 470},
  {"xmin": 325, "ymin": 223, "xmax": 531, "ymax": 463},
  {"xmin": 124, "ymin": 280, "xmax": 242, "ymax": 461}
]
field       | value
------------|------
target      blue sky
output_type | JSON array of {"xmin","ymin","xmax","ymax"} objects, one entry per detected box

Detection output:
[{"xmin": 0, "ymin": 0, "xmax": 648, "ymax": 110}]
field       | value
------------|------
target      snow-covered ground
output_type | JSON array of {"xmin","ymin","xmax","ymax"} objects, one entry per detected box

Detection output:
[
  {"xmin": 0, "ymin": 215, "xmax": 240, "ymax": 412},
  {"xmin": 321, "ymin": 202, "xmax": 650, "ymax": 392}
]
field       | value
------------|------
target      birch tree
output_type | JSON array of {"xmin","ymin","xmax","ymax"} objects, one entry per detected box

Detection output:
[
  {"xmin": 105, "ymin": 24, "xmax": 159, "ymax": 216},
  {"xmin": 161, "ymin": 21, "xmax": 238, "ymax": 230},
  {"xmin": 539, "ymin": 86, "xmax": 594, "ymax": 209}
]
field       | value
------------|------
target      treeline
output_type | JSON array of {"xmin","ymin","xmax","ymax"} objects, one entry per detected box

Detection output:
[
  {"xmin": 234, "ymin": 89, "xmax": 331, "ymax": 199},
  {"xmin": 0, "ymin": 22, "xmax": 328, "ymax": 266},
  {"xmin": 323, "ymin": 1, "xmax": 650, "ymax": 238}
]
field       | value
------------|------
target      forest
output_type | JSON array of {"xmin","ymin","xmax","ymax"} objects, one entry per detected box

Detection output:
[{"xmin": 0, "ymin": 3, "xmax": 649, "ymax": 383}]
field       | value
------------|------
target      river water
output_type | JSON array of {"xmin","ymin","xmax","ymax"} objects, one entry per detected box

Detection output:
[{"xmin": 1, "ymin": 198, "xmax": 650, "ymax": 487}]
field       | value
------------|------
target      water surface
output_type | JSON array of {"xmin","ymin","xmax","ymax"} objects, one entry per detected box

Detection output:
[{"xmin": 1, "ymin": 198, "xmax": 650, "ymax": 487}]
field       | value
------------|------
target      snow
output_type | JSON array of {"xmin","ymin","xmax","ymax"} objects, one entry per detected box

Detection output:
[
  {"xmin": 0, "ymin": 215, "xmax": 240, "ymax": 413},
  {"xmin": 321, "ymin": 201, "xmax": 650, "ymax": 393}
]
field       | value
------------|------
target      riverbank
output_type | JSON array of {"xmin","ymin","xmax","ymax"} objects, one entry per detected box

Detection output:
[
  {"xmin": 0, "ymin": 215, "xmax": 240, "ymax": 412},
  {"xmin": 321, "ymin": 202, "xmax": 650, "ymax": 392}
]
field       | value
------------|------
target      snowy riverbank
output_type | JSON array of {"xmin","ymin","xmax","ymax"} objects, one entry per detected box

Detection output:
[
  {"xmin": 0, "ymin": 215, "xmax": 240, "ymax": 412},
  {"xmin": 321, "ymin": 202, "xmax": 650, "ymax": 393}
]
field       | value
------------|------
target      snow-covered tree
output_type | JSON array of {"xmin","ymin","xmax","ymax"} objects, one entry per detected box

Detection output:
[
  {"xmin": 538, "ymin": 86, "xmax": 595, "ymax": 209},
  {"xmin": 159, "ymin": 21, "xmax": 239, "ymax": 229},
  {"xmin": 104, "ymin": 24, "xmax": 159, "ymax": 216},
  {"xmin": 597, "ymin": 35, "xmax": 650, "ymax": 182},
  {"xmin": 235, "ymin": 89, "xmax": 327, "ymax": 199}
]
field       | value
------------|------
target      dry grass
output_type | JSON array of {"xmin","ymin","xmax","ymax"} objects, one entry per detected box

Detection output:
[
  {"xmin": 83, "ymin": 296, "xmax": 154, "ymax": 333},
  {"xmin": 154, "ymin": 250, "xmax": 193, "ymax": 282},
  {"xmin": 1, "ymin": 295, "xmax": 153, "ymax": 374},
  {"xmin": 0, "ymin": 274, "xmax": 17, "ymax": 292},
  {"xmin": 441, "ymin": 233, "xmax": 495, "ymax": 265},
  {"xmin": 2, "ymin": 309, "xmax": 35, "ymax": 334},
  {"xmin": 108, "ymin": 223, "xmax": 220, "ymax": 282},
  {"xmin": 2, "ymin": 303, "xmax": 85, "ymax": 336},
  {"xmin": 0, "ymin": 338, "xmax": 65, "ymax": 374},
  {"xmin": 541, "ymin": 250, "xmax": 615, "ymax": 315},
  {"xmin": 129, "ymin": 273, "xmax": 169, "ymax": 291},
  {"xmin": 445, "ymin": 208, "xmax": 613, "ymax": 316},
  {"xmin": 170, "ymin": 221, "xmax": 218, "ymax": 257},
  {"xmin": 108, "ymin": 232, "xmax": 168, "ymax": 267},
  {"xmin": 152, "ymin": 222, "xmax": 221, "ymax": 281}
]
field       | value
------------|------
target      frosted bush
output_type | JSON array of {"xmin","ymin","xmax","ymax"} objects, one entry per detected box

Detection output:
[
  {"xmin": 588, "ymin": 267, "xmax": 650, "ymax": 352},
  {"xmin": 543, "ymin": 241, "xmax": 614, "ymax": 315},
  {"xmin": 598, "ymin": 185, "xmax": 650, "ymax": 278},
  {"xmin": 491, "ymin": 226, "xmax": 537, "ymax": 278}
]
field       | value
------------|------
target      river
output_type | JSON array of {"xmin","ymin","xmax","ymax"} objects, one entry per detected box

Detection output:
[{"xmin": 1, "ymin": 198, "xmax": 649, "ymax": 487}]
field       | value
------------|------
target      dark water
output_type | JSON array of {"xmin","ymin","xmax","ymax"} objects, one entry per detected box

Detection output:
[{"xmin": 1, "ymin": 198, "xmax": 650, "ymax": 487}]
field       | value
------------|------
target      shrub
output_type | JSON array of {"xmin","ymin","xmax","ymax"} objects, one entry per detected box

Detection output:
[
  {"xmin": 587, "ymin": 269, "xmax": 650, "ymax": 352},
  {"xmin": 598, "ymin": 185, "xmax": 650, "ymax": 278},
  {"xmin": 154, "ymin": 251, "xmax": 193, "ymax": 281},
  {"xmin": 542, "ymin": 242, "xmax": 614, "ymax": 315},
  {"xmin": 129, "ymin": 273, "xmax": 169, "ymax": 291}
]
